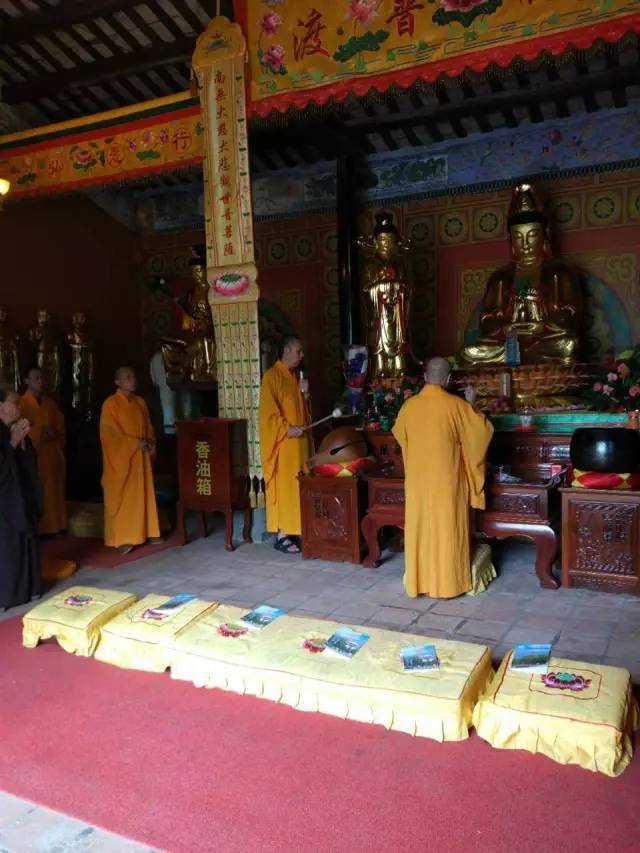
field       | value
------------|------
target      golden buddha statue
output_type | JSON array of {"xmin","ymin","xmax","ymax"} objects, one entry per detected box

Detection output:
[
  {"xmin": 67, "ymin": 311, "xmax": 94, "ymax": 412},
  {"xmin": 161, "ymin": 245, "xmax": 217, "ymax": 384},
  {"xmin": 0, "ymin": 306, "xmax": 20, "ymax": 391},
  {"xmin": 358, "ymin": 212, "xmax": 413, "ymax": 379},
  {"xmin": 29, "ymin": 309, "xmax": 62, "ymax": 393},
  {"xmin": 461, "ymin": 183, "xmax": 582, "ymax": 365}
]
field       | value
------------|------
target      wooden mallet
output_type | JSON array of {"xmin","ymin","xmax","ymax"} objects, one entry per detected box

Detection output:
[{"xmin": 302, "ymin": 407, "xmax": 344, "ymax": 432}]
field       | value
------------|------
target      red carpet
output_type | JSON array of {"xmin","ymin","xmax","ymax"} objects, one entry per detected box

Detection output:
[
  {"xmin": 0, "ymin": 617, "xmax": 637, "ymax": 853},
  {"xmin": 41, "ymin": 532, "xmax": 180, "ymax": 569}
]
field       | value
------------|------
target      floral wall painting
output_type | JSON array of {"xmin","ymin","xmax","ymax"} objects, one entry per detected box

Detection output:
[{"xmin": 243, "ymin": 0, "xmax": 640, "ymax": 114}]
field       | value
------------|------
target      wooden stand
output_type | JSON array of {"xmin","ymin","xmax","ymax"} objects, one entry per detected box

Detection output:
[
  {"xmin": 480, "ymin": 476, "xmax": 561, "ymax": 589},
  {"xmin": 489, "ymin": 431, "xmax": 571, "ymax": 480},
  {"xmin": 561, "ymin": 487, "xmax": 640, "ymax": 594},
  {"xmin": 361, "ymin": 474, "xmax": 405, "ymax": 568},
  {"xmin": 299, "ymin": 474, "xmax": 366, "ymax": 564},
  {"xmin": 176, "ymin": 418, "xmax": 252, "ymax": 551},
  {"xmin": 361, "ymin": 470, "xmax": 561, "ymax": 587}
]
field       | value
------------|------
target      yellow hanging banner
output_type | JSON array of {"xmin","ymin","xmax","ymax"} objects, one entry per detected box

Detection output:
[
  {"xmin": 193, "ymin": 17, "xmax": 262, "ymax": 485},
  {"xmin": 0, "ymin": 94, "xmax": 203, "ymax": 198},
  {"xmin": 239, "ymin": 0, "xmax": 640, "ymax": 115}
]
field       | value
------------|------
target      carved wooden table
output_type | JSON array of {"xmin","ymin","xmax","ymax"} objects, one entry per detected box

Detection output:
[
  {"xmin": 361, "ymin": 472, "xmax": 562, "ymax": 588},
  {"xmin": 361, "ymin": 474, "xmax": 406, "ymax": 568},
  {"xmin": 561, "ymin": 488, "xmax": 640, "ymax": 595},
  {"xmin": 299, "ymin": 474, "xmax": 367, "ymax": 564},
  {"xmin": 480, "ymin": 476, "xmax": 562, "ymax": 590}
]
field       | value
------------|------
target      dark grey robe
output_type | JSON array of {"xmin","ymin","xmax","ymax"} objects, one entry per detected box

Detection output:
[{"xmin": 0, "ymin": 423, "xmax": 41, "ymax": 609}]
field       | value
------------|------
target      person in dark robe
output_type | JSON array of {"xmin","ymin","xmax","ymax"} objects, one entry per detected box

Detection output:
[{"xmin": 0, "ymin": 385, "xmax": 42, "ymax": 610}]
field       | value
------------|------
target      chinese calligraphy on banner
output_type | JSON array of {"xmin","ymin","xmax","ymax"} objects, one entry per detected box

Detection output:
[
  {"xmin": 242, "ymin": 0, "xmax": 640, "ymax": 115},
  {"xmin": 0, "ymin": 94, "xmax": 203, "ymax": 198},
  {"xmin": 192, "ymin": 18, "xmax": 263, "ymax": 490}
]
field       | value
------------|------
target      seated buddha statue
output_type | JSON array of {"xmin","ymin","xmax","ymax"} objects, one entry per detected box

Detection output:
[
  {"xmin": 461, "ymin": 183, "xmax": 582, "ymax": 365},
  {"xmin": 161, "ymin": 245, "xmax": 217, "ymax": 384}
]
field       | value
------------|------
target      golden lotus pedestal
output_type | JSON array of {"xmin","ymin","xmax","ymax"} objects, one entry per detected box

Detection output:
[{"xmin": 452, "ymin": 363, "xmax": 593, "ymax": 411}]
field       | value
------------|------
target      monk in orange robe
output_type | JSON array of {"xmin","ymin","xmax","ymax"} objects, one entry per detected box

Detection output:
[
  {"xmin": 393, "ymin": 357, "xmax": 493, "ymax": 598},
  {"xmin": 21, "ymin": 367, "xmax": 67, "ymax": 536},
  {"xmin": 259, "ymin": 336, "xmax": 312, "ymax": 554},
  {"xmin": 100, "ymin": 366, "xmax": 161, "ymax": 554}
]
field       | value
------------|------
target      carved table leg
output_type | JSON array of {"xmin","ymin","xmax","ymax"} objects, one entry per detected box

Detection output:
[
  {"xmin": 243, "ymin": 505, "xmax": 253, "ymax": 544},
  {"xmin": 224, "ymin": 509, "xmax": 235, "ymax": 552},
  {"xmin": 362, "ymin": 514, "xmax": 381, "ymax": 568},
  {"xmin": 529, "ymin": 525, "xmax": 560, "ymax": 590}
]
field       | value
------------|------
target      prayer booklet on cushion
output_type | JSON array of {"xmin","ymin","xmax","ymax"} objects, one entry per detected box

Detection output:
[
  {"xmin": 143, "ymin": 594, "xmax": 196, "ymax": 621},
  {"xmin": 510, "ymin": 643, "xmax": 552, "ymax": 674},
  {"xmin": 240, "ymin": 605, "xmax": 286, "ymax": 630},
  {"xmin": 324, "ymin": 626, "xmax": 370, "ymax": 660},
  {"xmin": 401, "ymin": 644, "xmax": 439, "ymax": 672}
]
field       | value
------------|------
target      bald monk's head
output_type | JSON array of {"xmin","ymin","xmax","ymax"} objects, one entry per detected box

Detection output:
[
  {"xmin": 25, "ymin": 367, "xmax": 44, "ymax": 398},
  {"xmin": 115, "ymin": 366, "xmax": 137, "ymax": 397},
  {"xmin": 281, "ymin": 335, "xmax": 304, "ymax": 370},
  {"xmin": 424, "ymin": 357, "xmax": 451, "ymax": 387}
]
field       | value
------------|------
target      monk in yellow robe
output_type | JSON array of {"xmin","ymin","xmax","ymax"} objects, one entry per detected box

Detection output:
[
  {"xmin": 100, "ymin": 366, "xmax": 161, "ymax": 554},
  {"xmin": 393, "ymin": 357, "xmax": 493, "ymax": 598},
  {"xmin": 259, "ymin": 336, "xmax": 312, "ymax": 554},
  {"xmin": 21, "ymin": 367, "xmax": 67, "ymax": 536}
]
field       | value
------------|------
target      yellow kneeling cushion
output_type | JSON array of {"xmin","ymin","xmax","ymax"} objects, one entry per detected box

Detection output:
[
  {"xmin": 94, "ymin": 594, "xmax": 218, "ymax": 672},
  {"xmin": 169, "ymin": 605, "xmax": 493, "ymax": 742},
  {"xmin": 473, "ymin": 651, "xmax": 640, "ymax": 776},
  {"xmin": 22, "ymin": 586, "xmax": 137, "ymax": 657}
]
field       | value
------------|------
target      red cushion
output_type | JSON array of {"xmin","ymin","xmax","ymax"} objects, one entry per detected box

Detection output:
[
  {"xmin": 571, "ymin": 469, "xmax": 640, "ymax": 490},
  {"xmin": 311, "ymin": 457, "xmax": 374, "ymax": 478}
]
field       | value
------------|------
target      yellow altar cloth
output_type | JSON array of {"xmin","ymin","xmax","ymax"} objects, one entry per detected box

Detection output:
[
  {"xmin": 94, "ymin": 594, "xmax": 218, "ymax": 673},
  {"xmin": 473, "ymin": 652, "xmax": 640, "ymax": 776},
  {"xmin": 169, "ymin": 606, "xmax": 492, "ymax": 742},
  {"xmin": 22, "ymin": 586, "xmax": 136, "ymax": 657},
  {"xmin": 467, "ymin": 542, "xmax": 496, "ymax": 596}
]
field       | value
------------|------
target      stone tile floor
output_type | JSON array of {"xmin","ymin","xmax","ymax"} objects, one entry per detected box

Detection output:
[{"xmin": 1, "ymin": 531, "xmax": 639, "ymax": 851}]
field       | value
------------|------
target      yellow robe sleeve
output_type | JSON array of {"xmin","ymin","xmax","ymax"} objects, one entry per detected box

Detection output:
[
  {"xmin": 139, "ymin": 398, "xmax": 155, "ymax": 442},
  {"xmin": 20, "ymin": 393, "xmax": 42, "ymax": 449},
  {"xmin": 47, "ymin": 399, "xmax": 65, "ymax": 446},
  {"xmin": 259, "ymin": 370, "xmax": 291, "ymax": 487},
  {"xmin": 391, "ymin": 402, "xmax": 408, "ymax": 453},
  {"xmin": 457, "ymin": 403, "xmax": 494, "ymax": 510},
  {"xmin": 100, "ymin": 398, "xmax": 141, "ymax": 513}
]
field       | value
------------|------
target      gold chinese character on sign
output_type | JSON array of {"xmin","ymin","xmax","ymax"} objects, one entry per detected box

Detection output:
[
  {"xmin": 195, "ymin": 440, "xmax": 210, "ymax": 459},
  {"xmin": 196, "ymin": 460, "xmax": 211, "ymax": 478},
  {"xmin": 196, "ymin": 478, "xmax": 212, "ymax": 496}
]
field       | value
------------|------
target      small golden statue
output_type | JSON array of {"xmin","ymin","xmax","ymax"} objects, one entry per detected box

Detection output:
[
  {"xmin": 358, "ymin": 212, "xmax": 413, "ymax": 379},
  {"xmin": 29, "ymin": 309, "xmax": 62, "ymax": 393},
  {"xmin": 161, "ymin": 245, "xmax": 217, "ymax": 384},
  {"xmin": 0, "ymin": 306, "xmax": 20, "ymax": 391},
  {"xmin": 461, "ymin": 183, "xmax": 582, "ymax": 365},
  {"xmin": 67, "ymin": 311, "xmax": 94, "ymax": 413}
]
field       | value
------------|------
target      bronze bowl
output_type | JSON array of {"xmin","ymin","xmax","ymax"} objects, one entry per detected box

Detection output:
[{"xmin": 570, "ymin": 427, "xmax": 640, "ymax": 473}]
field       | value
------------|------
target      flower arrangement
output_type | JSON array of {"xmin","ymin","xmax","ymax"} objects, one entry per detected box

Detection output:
[
  {"xmin": 582, "ymin": 348, "xmax": 640, "ymax": 411},
  {"xmin": 368, "ymin": 375, "xmax": 424, "ymax": 432}
]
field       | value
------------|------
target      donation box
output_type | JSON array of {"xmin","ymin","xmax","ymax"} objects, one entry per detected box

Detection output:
[{"xmin": 176, "ymin": 418, "xmax": 252, "ymax": 550}]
